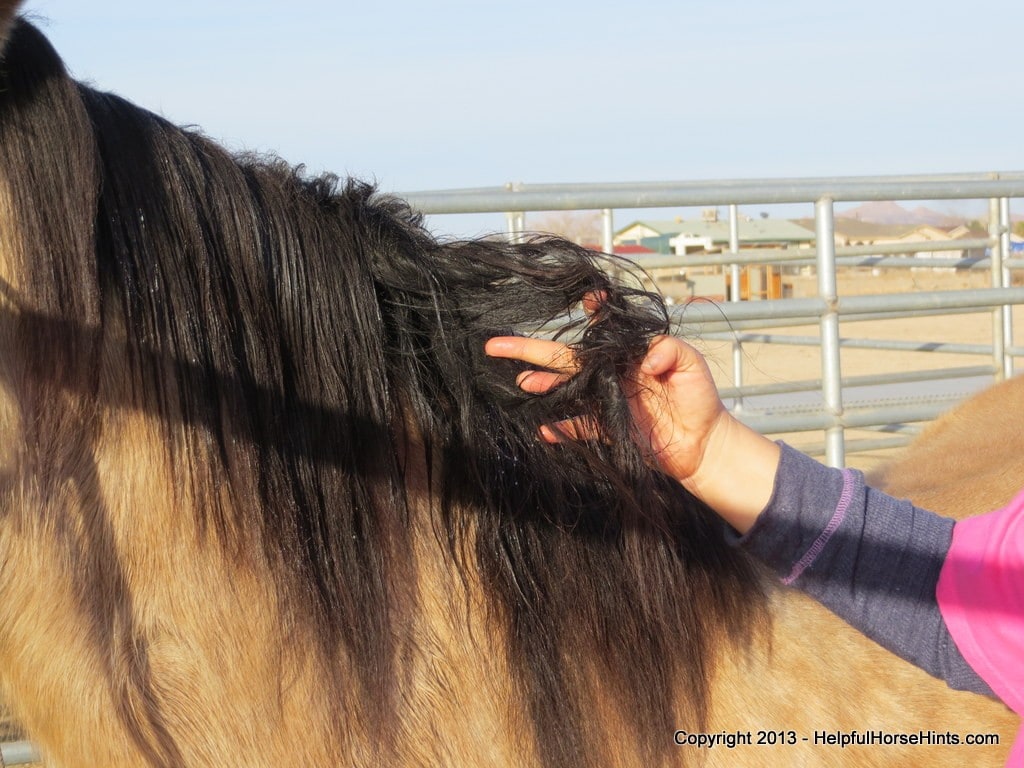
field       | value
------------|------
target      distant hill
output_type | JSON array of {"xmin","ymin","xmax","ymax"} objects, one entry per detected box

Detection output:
[{"xmin": 836, "ymin": 201, "xmax": 964, "ymax": 227}]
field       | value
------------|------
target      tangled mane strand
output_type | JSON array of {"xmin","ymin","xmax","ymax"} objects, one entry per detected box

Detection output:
[
  {"xmin": 368, "ymin": 223, "xmax": 770, "ymax": 764},
  {"xmin": 0, "ymin": 17, "xmax": 768, "ymax": 767}
]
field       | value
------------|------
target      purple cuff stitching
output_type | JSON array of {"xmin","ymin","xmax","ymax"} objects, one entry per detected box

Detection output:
[{"xmin": 781, "ymin": 468, "xmax": 855, "ymax": 586}]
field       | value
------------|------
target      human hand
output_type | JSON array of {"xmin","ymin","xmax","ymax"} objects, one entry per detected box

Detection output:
[
  {"xmin": 484, "ymin": 335, "xmax": 727, "ymax": 485},
  {"xmin": 484, "ymin": 334, "xmax": 780, "ymax": 533}
]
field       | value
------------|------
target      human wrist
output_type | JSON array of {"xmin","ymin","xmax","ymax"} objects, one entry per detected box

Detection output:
[{"xmin": 680, "ymin": 414, "xmax": 781, "ymax": 534}]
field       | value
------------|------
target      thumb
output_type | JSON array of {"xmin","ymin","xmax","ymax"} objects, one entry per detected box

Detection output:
[{"xmin": 641, "ymin": 336, "xmax": 701, "ymax": 377}]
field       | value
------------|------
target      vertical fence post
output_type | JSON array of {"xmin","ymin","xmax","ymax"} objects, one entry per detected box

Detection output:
[
  {"xmin": 815, "ymin": 197, "xmax": 845, "ymax": 467},
  {"xmin": 505, "ymin": 212, "xmax": 525, "ymax": 244},
  {"xmin": 1000, "ymin": 197, "xmax": 1014, "ymax": 379},
  {"xmin": 989, "ymin": 198, "xmax": 1007, "ymax": 381},
  {"xmin": 601, "ymin": 208, "xmax": 614, "ymax": 255},
  {"xmin": 728, "ymin": 204, "xmax": 744, "ymax": 412},
  {"xmin": 505, "ymin": 181, "xmax": 524, "ymax": 244}
]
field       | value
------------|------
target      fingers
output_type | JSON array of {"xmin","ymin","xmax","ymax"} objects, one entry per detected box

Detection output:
[
  {"xmin": 581, "ymin": 290, "xmax": 607, "ymax": 316},
  {"xmin": 539, "ymin": 417, "xmax": 600, "ymax": 443},
  {"xmin": 488, "ymin": 334, "xmax": 704, "ymax": 388},
  {"xmin": 484, "ymin": 292, "xmax": 605, "ymax": 371},
  {"xmin": 516, "ymin": 369, "xmax": 569, "ymax": 393},
  {"xmin": 485, "ymin": 336, "xmax": 579, "ymax": 374}
]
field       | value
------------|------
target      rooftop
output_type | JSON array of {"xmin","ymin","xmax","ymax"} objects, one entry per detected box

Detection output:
[{"xmin": 617, "ymin": 219, "xmax": 815, "ymax": 244}]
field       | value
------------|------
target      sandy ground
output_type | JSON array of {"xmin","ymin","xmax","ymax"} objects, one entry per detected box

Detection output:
[{"xmin": 657, "ymin": 268, "xmax": 1022, "ymax": 473}]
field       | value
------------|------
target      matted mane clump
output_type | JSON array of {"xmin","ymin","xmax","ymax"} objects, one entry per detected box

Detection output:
[{"xmin": 0, "ymin": 16, "xmax": 767, "ymax": 768}]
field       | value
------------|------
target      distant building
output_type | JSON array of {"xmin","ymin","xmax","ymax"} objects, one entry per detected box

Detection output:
[
  {"xmin": 793, "ymin": 218, "xmax": 989, "ymax": 262},
  {"xmin": 614, "ymin": 218, "xmax": 815, "ymax": 254},
  {"xmin": 583, "ymin": 243, "xmax": 656, "ymax": 256},
  {"xmin": 612, "ymin": 217, "xmax": 813, "ymax": 301}
]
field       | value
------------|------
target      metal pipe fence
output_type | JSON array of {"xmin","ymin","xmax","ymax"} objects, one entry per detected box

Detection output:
[
  {"xmin": 403, "ymin": 172, "xmax": 1024, "ymax": 212},
  {"xmin": 402, "ymin": 172, "xmax": 1024, "ymax": 467}
]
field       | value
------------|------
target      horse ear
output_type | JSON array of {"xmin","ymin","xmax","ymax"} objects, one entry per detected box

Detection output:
[{"xmin": 0, "ymin": 0, "xmax": 23, "ymax": 55}]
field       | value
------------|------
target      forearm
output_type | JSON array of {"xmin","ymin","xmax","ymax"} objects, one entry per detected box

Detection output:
[{"xmin": 730, "ymin": 443, "xmax": 992, "ymax": 696}]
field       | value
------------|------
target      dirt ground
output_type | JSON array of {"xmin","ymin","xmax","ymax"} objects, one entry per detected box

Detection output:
[{"xmin": 661, "ymin": 268, "xmax": 1022, "ymax": 473}]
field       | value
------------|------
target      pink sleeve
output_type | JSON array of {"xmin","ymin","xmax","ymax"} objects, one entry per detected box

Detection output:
[{"xmin": 937, "ymin": 488, "xmax": 1024, "ymax": 763}]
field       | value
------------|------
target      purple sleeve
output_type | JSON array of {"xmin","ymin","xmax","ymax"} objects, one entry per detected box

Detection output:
[{"xmin": 730, "ymin": 442, "xmax": 993, "ymax": 697}]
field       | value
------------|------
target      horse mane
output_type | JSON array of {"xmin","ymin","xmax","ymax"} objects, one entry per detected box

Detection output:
[
  {"xmin": 0, "ymin": 17, "xmax": 767, "ymax": 766},
  {"xmin": 0, "ymin": 1, "xmax": 15, "ymax": 47}
]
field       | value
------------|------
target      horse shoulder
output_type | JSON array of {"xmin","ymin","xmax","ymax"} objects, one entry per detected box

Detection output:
[
  {"xmin": 869, "ymin": 375, "xmax": 1024, "ymax": 518},
  {"xmin": 707, "ymin": 589, "xmax": 1017, "ymax": 766}
]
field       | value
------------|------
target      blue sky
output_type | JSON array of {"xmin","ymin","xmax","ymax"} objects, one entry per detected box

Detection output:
[{"xmin": 17, "ymin": 0, "xmax": 1024, "ymax": 235}]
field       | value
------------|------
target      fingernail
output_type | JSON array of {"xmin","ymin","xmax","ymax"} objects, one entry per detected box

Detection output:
[
  {"xmin": 539, "ymin": 425, "xmax": 561, "ymax": 443},
  {"xmin": 643, "ymin": 354, "xmax": 662, "ymax": 372}
]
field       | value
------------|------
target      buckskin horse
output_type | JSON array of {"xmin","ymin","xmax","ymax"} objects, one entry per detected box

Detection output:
[{"xmin": 0, "ymin": 6, "xmax": 1017, "ymax": 766}]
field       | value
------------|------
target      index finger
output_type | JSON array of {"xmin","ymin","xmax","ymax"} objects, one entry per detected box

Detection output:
[{"xmin": 484, "ymin": 337, "xmax": 580, "ymax": 374}]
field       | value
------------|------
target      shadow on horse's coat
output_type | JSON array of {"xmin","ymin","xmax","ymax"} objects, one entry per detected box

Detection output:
[{"xmin": 0, "ymin": 10, "xmax": 1017, "ymax": 767}]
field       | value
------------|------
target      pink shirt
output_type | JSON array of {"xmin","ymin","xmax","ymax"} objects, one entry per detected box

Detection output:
[{"xmin": 938, "ymin": 487, "xmax": 1024, "ymax": 766}]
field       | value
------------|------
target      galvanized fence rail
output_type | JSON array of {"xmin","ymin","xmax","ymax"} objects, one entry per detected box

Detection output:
[{"xmin": 404, "ymin": 171, "xmax": 1024, "ymax": 467}]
